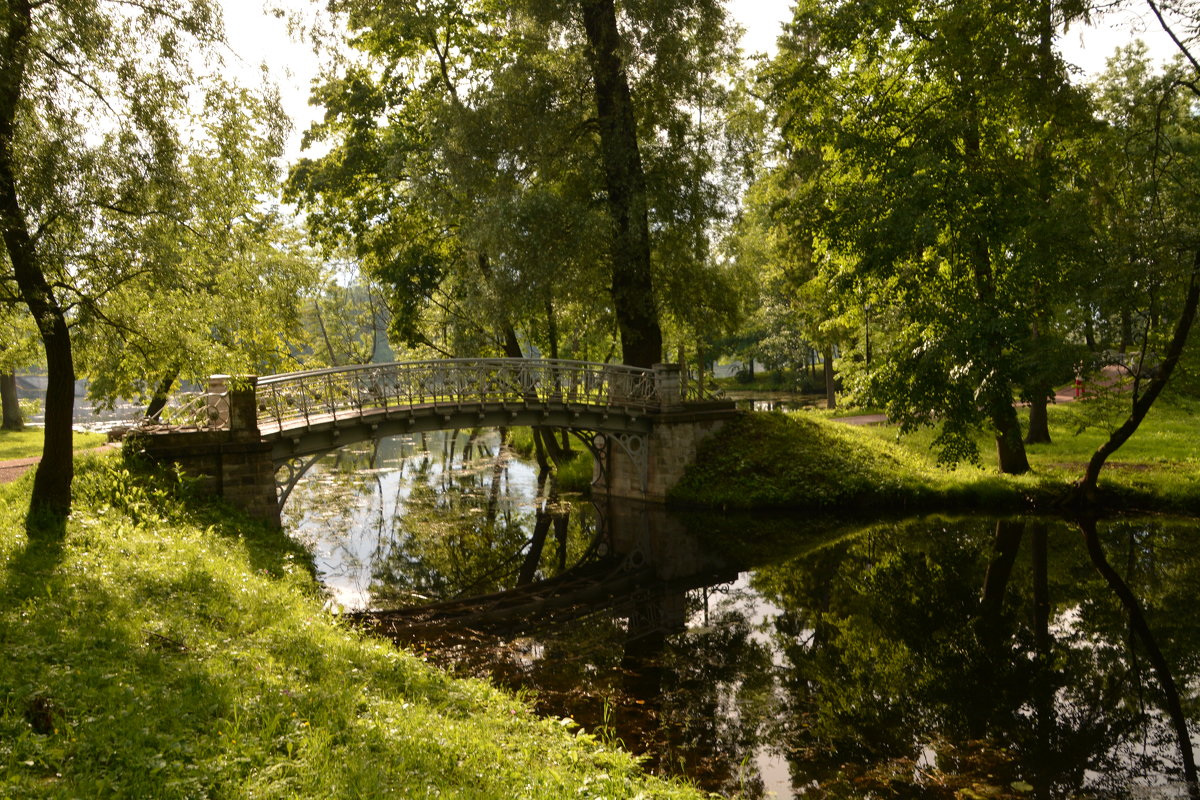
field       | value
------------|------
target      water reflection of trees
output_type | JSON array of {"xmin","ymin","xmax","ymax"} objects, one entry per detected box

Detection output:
[
  {"xmin": 755, "ymin": 517, "xmax": 1200, "ymax": 798},
  {"xmin": 287, "ymin": 436, "xmax": 1200, "ymax": 798},
  {"xmin": 283, "ymin": 429, "xmax": 597, "ymax": 608},
  {"xmin": 366, "ymin": 450, "xmax": 592, "ymax": 605}
]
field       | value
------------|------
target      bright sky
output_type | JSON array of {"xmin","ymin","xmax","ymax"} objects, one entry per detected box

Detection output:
[{"xmin": 217, "ymin": 0, "xmax": 1180, "ymax": 162}]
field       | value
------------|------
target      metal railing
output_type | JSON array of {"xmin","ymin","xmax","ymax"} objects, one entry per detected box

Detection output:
[
  {"xmin": 133, "ymin": 389, "xmax": 230, "ymax": 432},
  {"xmin": 255, "ymin": 358, "xmax": 662, "ymax": 432}
]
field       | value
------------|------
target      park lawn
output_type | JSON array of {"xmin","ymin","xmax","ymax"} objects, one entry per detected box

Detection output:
[
  {"xmin": 0, "ymin": 454, "xmax": 707, "ymax": 800},
  {"xmin": 841, "ymin": 394, "xmax": 1200, "ymax": 513},
  {"xmin": 848, "ymin": 395, "xmax": 1200, "ymax": 470},
  {"xmin": 0, "ymin": 429, "xmax": 108, "ymax": 462},
  {"xmin": 672, "ymin": 396, "xmax": 1200, "ymax": 515}
]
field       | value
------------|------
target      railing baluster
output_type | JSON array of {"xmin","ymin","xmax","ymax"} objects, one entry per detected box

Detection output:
[{"xmin": 239, "ymin": 357, "xmax": 692, "ymax": 434}]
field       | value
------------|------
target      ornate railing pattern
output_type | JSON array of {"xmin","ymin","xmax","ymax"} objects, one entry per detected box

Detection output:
[
  {"xmin": 133, "ymin": 388, "xmax": 230, "ymax": 432},
  {"xmin": 256, "ymin": 359, "xmax": 667, "ymax": 432}
]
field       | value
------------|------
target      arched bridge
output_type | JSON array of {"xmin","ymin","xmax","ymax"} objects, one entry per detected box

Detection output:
[{"xmin": 133, "ymin": 358, "xmax": 738, "ymax": 527}]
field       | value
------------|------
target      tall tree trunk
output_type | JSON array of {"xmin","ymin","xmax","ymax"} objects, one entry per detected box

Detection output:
[
  {"xmin": 0, "ymin": 1, "xmax": 73, "ymax": 520},
  {"xmin": 579, "ymin": 0, "xmax": 663, "ymax": 368},
  {"xmin": 1025, "ymin": 393, "xmax": 1051, "ymax": 445},
  {"xmin": 992, "ymin": 401, "xmax": 1032, "ymax": 475},
  {"xmin": 822, "ymin": 344, "xmax": 836, "ymax": 410},
  {"xmin": 1023, "ymin": 0, "xmax": 1056, "ymax": 448},
  {"xmin": 1076, "ymin": 251, "xmax": 1199, "ymax": 504},
  {"xmin": 964, "ymin": 95, "xmax": 1031, "ymax": 475},
  {"xmin": 1, "ymin": 371, "xmax": 22, "ymax": 431},
  {"xmin": 1080, "ymin": 517, "xmax": 1199, "ymax": 797},
  {"xmin": 535, "ymin": 427, "xmax": 569, "ymax": 470}
]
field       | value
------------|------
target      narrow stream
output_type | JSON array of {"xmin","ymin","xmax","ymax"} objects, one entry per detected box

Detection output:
[{"xmin": 284, "ymin": 429, "xmax": 1200, "ymax": 799}]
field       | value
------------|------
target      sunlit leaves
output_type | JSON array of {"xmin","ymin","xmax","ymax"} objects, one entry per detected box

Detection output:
[{"xmin": 289, "ymin": 0, "xmax": 748, "ymax": 361}]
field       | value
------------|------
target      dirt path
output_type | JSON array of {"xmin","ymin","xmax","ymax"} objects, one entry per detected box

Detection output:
[{"xmin": 0, "ymin": 456, "xmax": 42, "ymax": 485}]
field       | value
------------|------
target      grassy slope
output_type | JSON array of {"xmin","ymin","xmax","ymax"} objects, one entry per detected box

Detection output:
[
  {"xmin": 671, "ymin": 397, "xmax": 1200, "ymax": 514},
  {"xmin": 0, "ymin": 430, "xmax": 108, "ymax": 461},
  {"xmin": 0, "ymin": 456, "xmax": 707, "ymax": 799}
]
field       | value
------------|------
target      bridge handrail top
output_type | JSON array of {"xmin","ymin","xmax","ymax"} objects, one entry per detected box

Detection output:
[{"xmin": 255, "ymin": 358, "xmax": 660, "ymax": 387}]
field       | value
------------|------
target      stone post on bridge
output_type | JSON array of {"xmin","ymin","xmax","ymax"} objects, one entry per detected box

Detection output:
[
  {"xmin": 132, "ymin": 375, "xmax": 281, "ymax": 529},
  {"xmin": 652, "ymin": 363, "xmax": 683, "ymax": 411}
]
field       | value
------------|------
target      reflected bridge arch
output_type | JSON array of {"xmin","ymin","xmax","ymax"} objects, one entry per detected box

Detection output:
[{"xmin": 271, "ymin": 405, "xmax": 654, "ymax": 515}]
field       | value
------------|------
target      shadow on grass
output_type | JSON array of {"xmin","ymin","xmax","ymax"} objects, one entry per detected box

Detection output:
[
  {"xmin": 116, "ymin": 450, "xmax": 318, "ymax": 583},
  {"xmin": 2, "ymin": 505, "xmax": 69, "ymax": 604}
]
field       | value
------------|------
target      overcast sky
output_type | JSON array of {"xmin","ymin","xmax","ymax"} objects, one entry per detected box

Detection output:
[{"xmin": 217, "ymin": 0, "xmax": 1178, "ymax": 162}]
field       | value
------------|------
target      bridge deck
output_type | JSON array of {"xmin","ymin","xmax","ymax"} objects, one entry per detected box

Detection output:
[{"xmin": 261, "ymin": 398, "xmax": 656, "ymax": 438}]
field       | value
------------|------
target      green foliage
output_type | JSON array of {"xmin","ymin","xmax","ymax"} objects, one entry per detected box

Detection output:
[
  {"xmin": 78, "ymin": 217, "xmax": 322, "ymax": 410},
  {"xmin": 0, "ymin": 308, "xmax": 40, "ymax": 374},
  {"xmin": 670, "ymin": 412, "xmax": 915, "ymax": 510},
  {"xmin": 289, "ymin": 0, "xmax": 750, "ymax": 360},
  {"xmin": 302, "ymin": 270, "xmax": 393, "ymax": 367},
  {"xmin": 17, "ymin": 398, "xmax": 39, "ymax": 419},
  {"xmin": 754, "ymin": 0, "xmax": 1108, "ymax": 470},
  {"xmin": 554, "ymin": 450, "xmax": 595, "ymax": 495},
  {"xmin": 0, "ymin": 455, "xmax": 708, "ymax": 799}
]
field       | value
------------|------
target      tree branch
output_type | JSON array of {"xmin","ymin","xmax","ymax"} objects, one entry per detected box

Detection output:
[
  {"xmin": 1146, "ymin": 0, "xmax": 1200, "ymax": 89},
  {"xmin": 1074, "ymin": 248, "xmax": 1200, "ymax": 501},
  {"xmin": 32, "ymin": 45, "xmax": 120, "ymax": 117}
]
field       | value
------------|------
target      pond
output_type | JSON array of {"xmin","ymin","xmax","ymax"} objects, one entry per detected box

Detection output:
[{"xmin": 284, "ymin": 429, "xmax": 1200, "ymax": 799}]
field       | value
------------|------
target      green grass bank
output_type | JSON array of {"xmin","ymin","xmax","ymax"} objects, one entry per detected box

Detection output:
[
  {"xmin": 671, "ymin": 398, "xmax": 1200, "ymax": 515},
  {"xmin": 0, "ymin": 429, "xmax": 107, "ymax": 462},
  {"xmin": 0, "ymin": 456, "xmax": 708, "ymax": 799}
]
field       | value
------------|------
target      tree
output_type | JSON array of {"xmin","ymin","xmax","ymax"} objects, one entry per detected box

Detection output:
[
  {"xmin": 732, "ymin": 156, "xmax": 857, "ymax": 408},
  {"xmin": 1071, "ymin": 48, "xmax": 1200, "ymax": 503},
  {"xmin": 303, "ymin": 258, "xmax": 393, "ymax": 367},
  {"xmin": 77, "ymin": 213, "xmax": 320, "ymax": 418},
  {"xmin": 0, "ymin": 0, "xmax": 290, "ymax": 520},
  {"xmin": 289, "ymin": 0, "xmax": 746, "ymax": 368},
  {"xmin": 576, "ymin": 0, "xmax": 662, "ymax": 366},
  {"xmin": 0, "ymin": 305, "xmax": 38, "ymax": 430},
  {"xmin": 764, "ymin": 0, "xmax": 1094, "ymax": 473}
]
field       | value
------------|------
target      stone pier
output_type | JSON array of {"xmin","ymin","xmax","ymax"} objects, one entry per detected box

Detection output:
[
  {"xmin": 131, "ymin": 376, "xmax": 281, "ymax": 528},
  {"xmin": 593, "ymin": 364, "xmax": 737, "ymax": 503}
]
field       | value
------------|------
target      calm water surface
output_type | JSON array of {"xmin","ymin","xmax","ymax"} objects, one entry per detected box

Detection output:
[{"xmin": 284, "ymin": 430, "xmax": 1200, "ymax": 799}]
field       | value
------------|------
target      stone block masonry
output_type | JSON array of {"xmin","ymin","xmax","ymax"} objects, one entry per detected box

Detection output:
[
  {"xmin": 130, "ymin": 377, "xmax": 281, "ymax": 528},
  {"xmin": 595, "ymin": 405, "xmax": 739, "ymax": 503}
]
